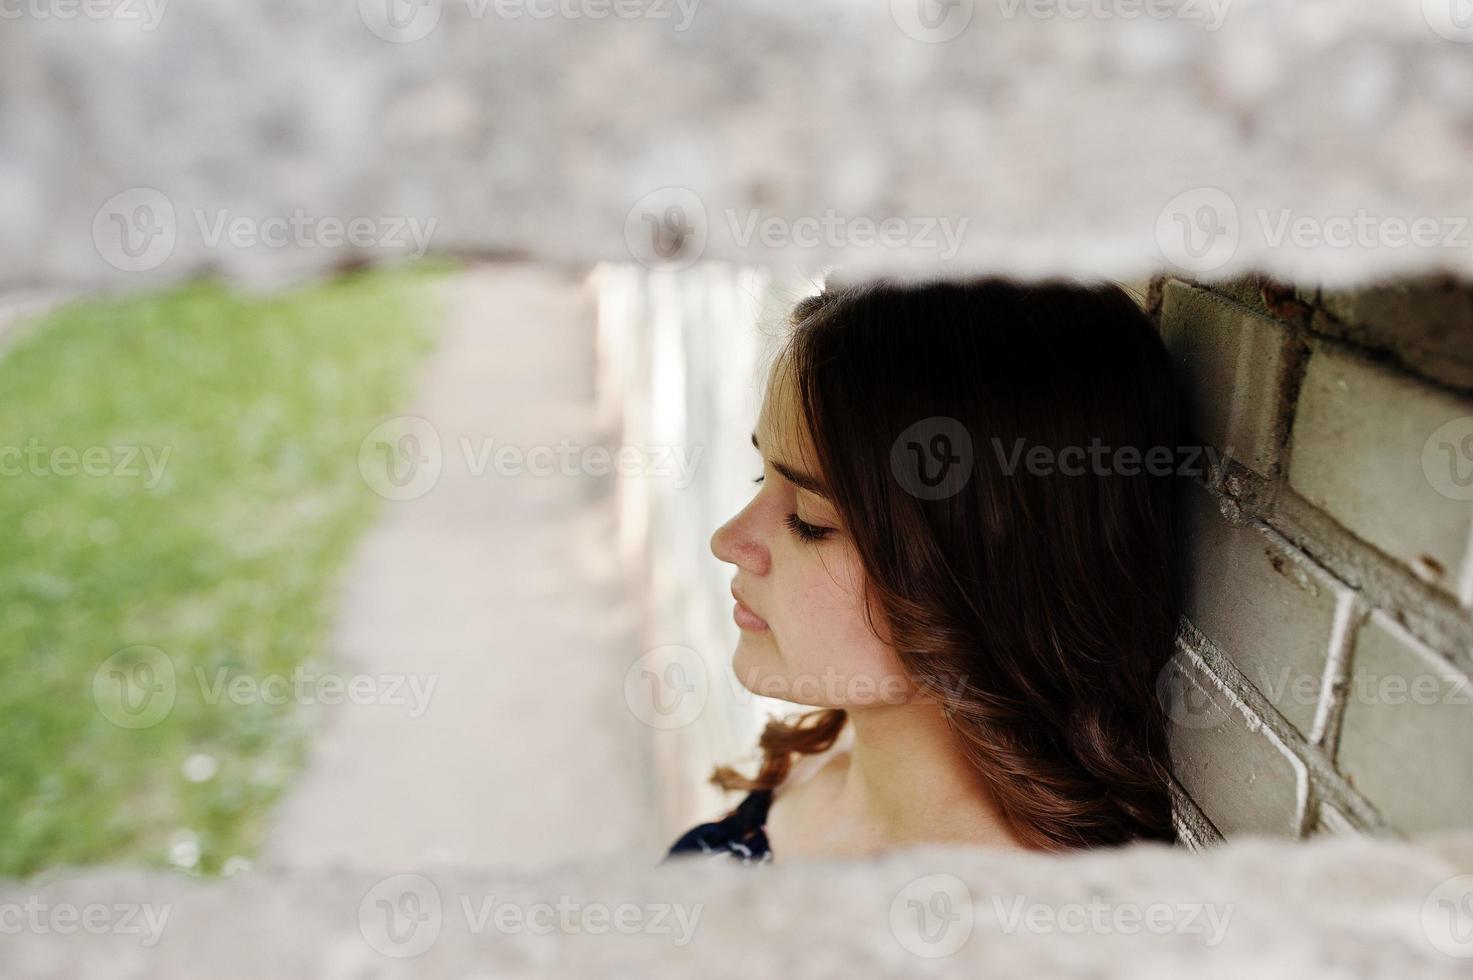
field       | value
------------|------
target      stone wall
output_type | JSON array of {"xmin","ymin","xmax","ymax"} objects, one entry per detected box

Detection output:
[
  {"xmin": 4, "ymin": 1, "xmax": 1473, "ymax": 290},
  {"xmin": 1152, "ymin": 274, "xmax": 1473, "ymax": 842}
]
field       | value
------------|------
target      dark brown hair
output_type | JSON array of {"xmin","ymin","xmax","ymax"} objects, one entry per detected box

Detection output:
[{"xmin": 713, "ymin": 277, "xmax": 1183, "ymax": 849}]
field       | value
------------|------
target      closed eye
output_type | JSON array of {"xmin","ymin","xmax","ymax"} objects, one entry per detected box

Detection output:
[{"xmin": 784, "ymin": 512, "xmax": 833, "ymax": 542}]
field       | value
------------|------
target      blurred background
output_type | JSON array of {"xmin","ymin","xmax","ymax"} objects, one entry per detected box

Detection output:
[
  {"xmin": 2, "ymin": 0, "xmax": 1472, "ymax": 900},
  {"xmin": 0, "ymin": 259, "xmax": 830, "ymax": 877}
]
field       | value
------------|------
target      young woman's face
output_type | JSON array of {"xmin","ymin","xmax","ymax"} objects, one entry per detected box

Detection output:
[{"xmin": 709, "ymin": 358, "xmax": 914, "ymax": 708}]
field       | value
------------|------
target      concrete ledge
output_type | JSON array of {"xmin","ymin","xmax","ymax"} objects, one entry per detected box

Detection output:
[
  {"xmin": 5, "ymin": 0, "xmax": 1473, "ymax": 289},
  {"xmin": 2, "ymin": 833, "xmax": 1471, "ymax": 977}
]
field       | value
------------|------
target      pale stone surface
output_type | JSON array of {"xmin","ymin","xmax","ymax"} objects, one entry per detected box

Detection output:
[
  {"xmin": 1287, "ymin": 339, "xmax": 1473, "ymax": 605},
  {"xmin": 1163, "ymin": 646, "xmax": 1308, "ymax": 837},
  {"xmin": 6, "ymin": 0, "xmax": 1473, "ymax": 290},
  {"xmin": 1159, "ymin": 279, "xmax": 1300, "ymax": 476},
  {"xmin": 1177, "ymin": 479, "xmax": 1350, "ymax": 734},
  {"xmin": 1, "ymin": 832, "xmax": 1471, "ymax": 977},
  {"xmin": 1336, "ymin": 610, "xmax": 1473, "ymax": 834}
]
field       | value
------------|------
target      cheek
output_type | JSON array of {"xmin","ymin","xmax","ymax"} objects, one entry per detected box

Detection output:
[{"xmin": 756, "ymin": 543, "xmax": 913, "ymax": 706}]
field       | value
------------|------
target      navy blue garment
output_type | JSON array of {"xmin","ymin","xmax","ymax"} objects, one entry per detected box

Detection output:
[{"xmin": 663, "ymin": 789, "xmax": 774, "ymax": 865}]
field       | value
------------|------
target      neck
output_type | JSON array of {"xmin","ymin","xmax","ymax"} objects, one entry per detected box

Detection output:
[{"xmin": 836, "ymin": 701, "xmax": 1026, "ymax": 852}]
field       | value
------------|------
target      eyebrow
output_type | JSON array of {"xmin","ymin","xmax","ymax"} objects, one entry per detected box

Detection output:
[{"xmin": 752, "ymin": 431, "xmax": 829, "ymax": 498}]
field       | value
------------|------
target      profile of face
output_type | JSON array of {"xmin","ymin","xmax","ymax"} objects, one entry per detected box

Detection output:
[{"xmin": 709, "ymin": 356, "xmax": 916, "ymax": 709}]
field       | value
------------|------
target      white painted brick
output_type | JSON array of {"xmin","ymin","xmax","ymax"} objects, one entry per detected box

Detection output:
[
  {"xmin": 1315, "ymin": 280, "xmax": 1473, "ymax": 392},
  {"xmin": 1159, "ymin": 280, "xmax": 1299, "ymax": 476},
  {"xmin": 1179, "ymin": 479, "xmax": 1349, "ymax": 734},
  {"xmin": 1287, "ymin": 341, "xmax": 1473, "ymax": 604},
  {"xmin": 1309, "ymin": 801, "xmax": 1357, "ymax": 837},
  {"xmin": 1161, "ymin": 649, "xmax": 1308, "ymax": 838},
  {"xmin": 1335, "ymin": 610, "xmax": 1473, "ymax": 834}
]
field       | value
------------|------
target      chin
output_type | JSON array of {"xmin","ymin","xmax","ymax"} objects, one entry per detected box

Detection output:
[{"xmin": 731, "ymin": 639, "xmax": 782, "ymax": 699}]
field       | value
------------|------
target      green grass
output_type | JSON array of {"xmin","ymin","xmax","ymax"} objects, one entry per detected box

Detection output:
[{"xmin": 0, "ymin": 265, "xmax": 444, "ymax": 876}]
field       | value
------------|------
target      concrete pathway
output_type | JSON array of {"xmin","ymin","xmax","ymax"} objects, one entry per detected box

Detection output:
[{"xmin": 263, "ymin": 264, "xmax": 657, "ymax": 873}]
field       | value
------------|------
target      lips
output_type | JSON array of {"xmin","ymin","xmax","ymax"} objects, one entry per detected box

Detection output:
[{"xmin": 730, "ymin": 583, "xmax": 769, "ymax": 632}]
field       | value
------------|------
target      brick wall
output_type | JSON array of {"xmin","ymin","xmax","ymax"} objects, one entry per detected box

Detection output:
[{"xmin": 1148, "ymin": 274, "xmax": 1473, "ymax": 844}]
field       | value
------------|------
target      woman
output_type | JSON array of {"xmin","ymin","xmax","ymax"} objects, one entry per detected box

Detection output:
[{"xmin": 665, "ymin": 276, "xmax": 1184, "ymax": 864}]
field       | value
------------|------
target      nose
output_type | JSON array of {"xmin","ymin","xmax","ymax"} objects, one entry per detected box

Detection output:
[{"xmin": 710, "ymin": 499, "xmax": 770, "ymax": 576}]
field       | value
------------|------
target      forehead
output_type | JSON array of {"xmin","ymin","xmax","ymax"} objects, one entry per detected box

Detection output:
[{"xmin": 755, "ymin": 353, "xmax": 818, "ymax": 470}]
